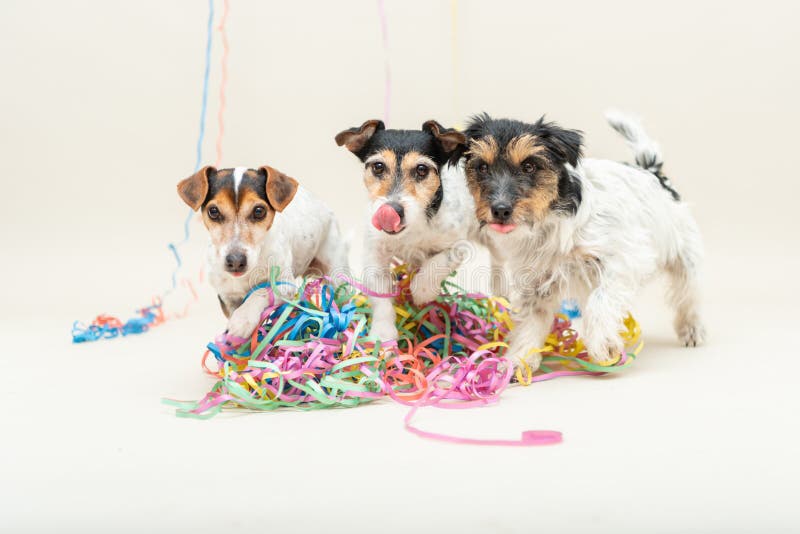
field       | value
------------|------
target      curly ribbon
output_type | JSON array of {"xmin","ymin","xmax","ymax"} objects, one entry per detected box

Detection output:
[{"xmin": 165, "ymin": 267, "xmax": 641, "ymax": 446}]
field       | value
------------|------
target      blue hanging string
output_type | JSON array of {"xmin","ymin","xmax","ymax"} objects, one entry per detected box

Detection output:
[
  {"xmin": 72, "ymin": 0, "xmax": 216, "ymax": 343},
  {"xmin": 167, "ymin": 0, "xmax": 216, "ymax": 294}
]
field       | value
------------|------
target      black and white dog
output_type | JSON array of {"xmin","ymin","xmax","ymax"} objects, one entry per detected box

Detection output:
[
  {"xmin": 461, "ymin": 111, "xmax": 705, "ymax": 370},
  {"xmin": 335, "ymin": 120, "xmax": 476, "ymax": 341}
]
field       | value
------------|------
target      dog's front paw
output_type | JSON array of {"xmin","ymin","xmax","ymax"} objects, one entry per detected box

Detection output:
[
  {"xmin": 676, "ymin": 320, "xmax": 706, "ymax": 347},
  {"xmin": 583, "ymin": 332, "xmax": 624, "ymax": 366},
  {"xmin": 370, "ymin": 320, "xmax": 398, "ymax": 343},
  {"xmin": 226, "ymin": 301, "xmax": 265, "ymax": 339},
  {"xmin": 505, "ymin": 342, "xmax": 543, "ymax": 372},
  {"xmin": 410, "ymin": 275, "xmax": 440, "ymax": 307}
]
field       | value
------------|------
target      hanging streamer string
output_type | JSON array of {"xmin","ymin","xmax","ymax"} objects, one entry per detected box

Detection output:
[
  {"xmin": 450, "ymin": 0, "xmax": 461, "ymax": 128},
  {"xmin": 73, "ymin": 0, "xmax": 219, "ymax": 343},
  {"xmin": 214, "ymin": 0, "xmax": 230, "ymax": 167},
  {"xmin": 377, "ymin": 0, "xmax": 391, "ymax": 125},
  {"xmin": 168, "ymin": 0, "xmax": 216, "ymax": 291},
  {"xmin": 164, "ymin": 267, "xmax": 641, "ymax": 446}
]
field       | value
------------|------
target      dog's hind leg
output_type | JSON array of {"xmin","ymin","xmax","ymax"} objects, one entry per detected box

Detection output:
[{"xmin": 666, "ymin": 221, "xmax": 706, "ymax": 347}]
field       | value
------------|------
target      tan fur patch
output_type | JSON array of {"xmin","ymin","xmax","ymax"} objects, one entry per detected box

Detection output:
[
  {"xmin": 399, "ymin": 151, "xmax": 440, "ymax": 206},
  {"xmin": 466, "ymin": 136, "xmax": 499, "ymax": 164},
  {"xmin": 506, "ymin": 134, "xmax": 545, "ymax": 166},
  {"xmin": 514, "ymin": 168, "xmax": 560, "ymax": 222},
  {"xmin": 473, "ymin": 196, "xmax": 493, "ymax": 225},
  {"xmin": 363, "ymin": 149, "xmax": 397, "ymax": 198}
]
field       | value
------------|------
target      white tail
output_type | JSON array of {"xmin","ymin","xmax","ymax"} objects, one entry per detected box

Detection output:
[{"xmin": 605, "ymin": 109, "xmax": 664, "ymax": 174}]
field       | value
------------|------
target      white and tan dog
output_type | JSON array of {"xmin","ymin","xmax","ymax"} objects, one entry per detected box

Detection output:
[
  {"xmin": 177, "ymin": 165, "xmax": 349, "ymax": 338},
  {"xmin": 462, "ymin": 112, "xmax": 705, "ymax": 370},
  {"xmin": 335, "ymin": 120, "xmax": 478, "ymax": 341}
]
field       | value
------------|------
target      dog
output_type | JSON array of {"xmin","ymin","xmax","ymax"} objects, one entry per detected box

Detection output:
[
  {"xmin": 460, "ymin": 111, "xmax": 705, "ymax": 370},
  {"xmin": 177, "ymin": 165, "xmax": 349, "ymax": 338},
  {"xmin": 335, "ymin": 119, "xmax": 477, "ymax": 341}
]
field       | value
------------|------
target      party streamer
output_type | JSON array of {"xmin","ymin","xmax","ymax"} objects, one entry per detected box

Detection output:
[
  {"xmin": 450, "ymin": 0, "xmax": 460, "ymax": 126},
  {"xmin": 377, "ymin": 0, "xmax": 391, "ymax": 125},
  {"xmin": 168, "ymin": 0, "xmax": 216, "ymax": 292},
  {"xmin": 164, "ymin": 267, "xmax": 640, "ymax": 446},
  {"xmin": 214, "ymin": 0, "xmax": 230, "ymax": 167},
  {"xmin": 73, "ymin": 0, "xmax": 218, "ymax": 343}
]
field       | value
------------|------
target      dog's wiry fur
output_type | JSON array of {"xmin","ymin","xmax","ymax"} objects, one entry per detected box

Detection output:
[
  {"xmin": 336, "ymin": 120, "xmax": 478, "ymax": 341},
  {"xmin": 177, "ymin": 166, "xmax": 349, "ymax": 338},
  {"xmin": 464, "ymin": 112, "xmax": 705, "ymax": 369}
]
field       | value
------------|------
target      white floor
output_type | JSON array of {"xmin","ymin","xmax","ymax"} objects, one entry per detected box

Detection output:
[{"xmin": 2, "ymin": 248, "xmax": 798, "ymax": 533}]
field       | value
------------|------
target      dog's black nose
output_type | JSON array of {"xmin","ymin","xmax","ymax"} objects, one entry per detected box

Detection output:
[
  {"xmin": 225, "ymin": 251, "xmax": 247, "ymax": 273},
  {"xmin": 491, "ymin": 202, "xmax": 513, "ymax": 222}
]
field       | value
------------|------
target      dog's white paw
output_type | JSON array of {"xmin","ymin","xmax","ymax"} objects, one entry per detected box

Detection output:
[
  {"xmin": 583, "ymin": 334, "xmax": 624, "ymax": 366},
  {"xmin": 677, "ymin": 321, "xmax": 706, "ymax": 347},
  {"xmin": 226, "ymin": 301, "xmax": 264, "ymax": 339},
  {"xmin": 410, "ymin": 276, "xmax": 440, "ymax": 306},
  {"xmin": 370, "ymin": 320, "xmax": 398, "ymax": 343},
  {"xmin": 505, "ymin": 342, "xmax": 543, "ymax": 372}
]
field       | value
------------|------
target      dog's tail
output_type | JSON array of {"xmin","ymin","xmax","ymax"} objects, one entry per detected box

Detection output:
[
  {"xmin": 605, "ymin": 109, "xmax": 663, "ymax": 174},
  {"xmin": 605, "ymin": 109, "xmax": 680, "ymax": 200}
]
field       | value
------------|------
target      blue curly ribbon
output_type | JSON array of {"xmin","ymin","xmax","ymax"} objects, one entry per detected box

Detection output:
[
  {"xmin": 560, "ymin": 299, "xmax": 582, "ymax": 320},
  {"xmin": 213, "ymin": 280, "xmax": 357, "ymax": 364}
]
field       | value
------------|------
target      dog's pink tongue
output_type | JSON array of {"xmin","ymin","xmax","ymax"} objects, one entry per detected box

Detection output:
[
  {"xmin": 489, "ymin": 223, "xmax": 517, "ymax": 234},
  {"xmin": 372, "ymin": 204, "xmax": 403, "ymax": 233}
]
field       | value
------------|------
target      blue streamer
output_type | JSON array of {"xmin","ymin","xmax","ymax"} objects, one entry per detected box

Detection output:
[
  {"xmin": 212, "ymin": 280, "xmax": 358, "ymax": 364},
  {"xmin": 72, "ymin": 0, "xmax": 216, "ymax": 343},
  {"xmin": 560, "ymin": 299, "xmax": 582, "ymax": 320},
  {"xmin": 167, "ymin": 0, "xmax": 216, "ymax": 293}
]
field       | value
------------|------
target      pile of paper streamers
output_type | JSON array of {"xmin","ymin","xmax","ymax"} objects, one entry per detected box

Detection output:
[{"xmin": 164, "ymin": 267, "xmax": 642, "ymax": 445}]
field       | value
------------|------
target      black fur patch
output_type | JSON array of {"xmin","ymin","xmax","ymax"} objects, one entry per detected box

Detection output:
[
  {"xmin": 464, "ymin": 113, "xmax": 583, "ymax": 167},
  {"xmin": 353, "ymin": 129, "xmax": 451, "ymax": 167},
  {"xmin": 204, "ymin": 168, "xmax": 232, "ymax": 207},
  {"xmin": 426, "ymin": 181, "xmax": 444, "ymax": 218},
  {"xmin": 552, "ymin": 168, "xmax": 583, "ymax": 215},
  {"xmin": 654, "ymin": 171, "xmax": 681, "ymax": 201},
  {"xmin": 204, "ymin": 169, "xmax": 268, "ymax": 209}
]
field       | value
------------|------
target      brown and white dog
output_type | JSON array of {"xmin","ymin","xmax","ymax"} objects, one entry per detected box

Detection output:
[{"xmin": 177, "ymin": 165, "xmax": 349, "ymax": 338}]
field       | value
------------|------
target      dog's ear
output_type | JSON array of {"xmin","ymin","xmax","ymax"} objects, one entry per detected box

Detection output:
[
  {"xmin": 422, "ymin": 120, "xmax": 467, "ymax": 154},
  {"xmin": 259, "ymin": 166, "xmax": 299, "ymax": 212},
  {"xmin": 423, "ymin": 120, "xmax": 467, "ymax": 165},
  {"xmin": 534, "ymin": 118, "xmax": 584, "ymax": 167},
  {"xmin": 177, "ymin": 166, "xmax": 215, "ymax": 210},
  {"xmin": 335, "ymin": 119, "xmax": 385, "ymax": 154}
]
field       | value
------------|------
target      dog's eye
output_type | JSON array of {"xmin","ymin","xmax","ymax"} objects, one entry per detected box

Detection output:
[
  {"xmin": 207, "ymin": 206, "xmax": 222, "ymax": 221},
  {"xmin": 521, "ymin": 162, "xmax": 536, "ymax": 174},
  {"xmin": 371, "ymin": 162, "xmax": 385, "ymax": 176},
  {"xmin": 415, "ymin": 164, "xmax": 429, "ymax": 179},
  {"xmin": 478, "ymin": 163, "xmax": 489, "ymax": 175},
  {"xmin": 252, "ymin": 206, "xmax": 267, "ymax": 220}
]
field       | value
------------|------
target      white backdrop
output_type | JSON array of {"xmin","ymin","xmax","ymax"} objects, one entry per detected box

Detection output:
[{"xmin": 1, "ymin": 1, "xmax": 799, "ymax": 532}]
